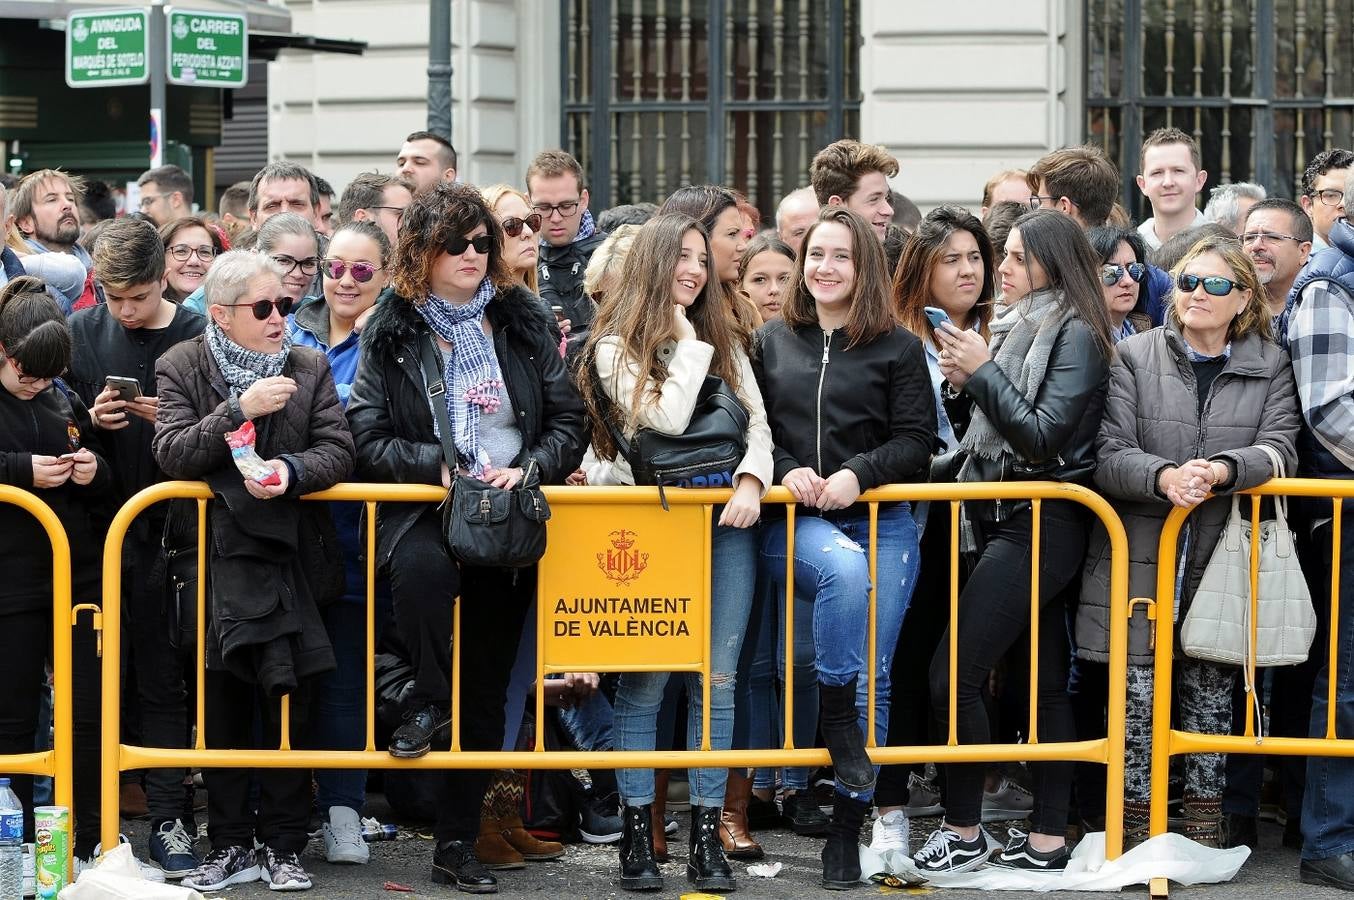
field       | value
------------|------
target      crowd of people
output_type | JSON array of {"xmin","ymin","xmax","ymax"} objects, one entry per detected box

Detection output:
[{"xmin": 1, "ymin": 125, "xmax": 1354, "ymax": 895}]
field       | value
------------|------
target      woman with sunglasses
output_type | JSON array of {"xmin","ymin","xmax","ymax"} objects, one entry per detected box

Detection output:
[
  {"xmin": 483, "ymin": 184, "xmax": 541, "ymax": 293},
  {"xmin": 348, "ymin": 182, "xmax": 585, "ymax": 894},
  {"xmin": 917, "ymin": 209, "xmax": 1112, "ymax": 875},
  {"xmin": 154, "ymin": 250, "xmax": 355, "ymax": 892},
  {"xmin": 285, "ymin": 219, "xmax": 391, "ymax": 865},
  {"xmin": 159, "ymin": 215, "xmax": 227, "ymax": 303},
  {"xmin": 0, "ymin": 276, "xmax": 114, "ymax": 868},
  {"xmin": 1080, "ymin": 232, "xmax": 1299, "ymax": 848},
  {"xmin": 1088, "ymin": 226, "xmax": 1153, "ymax": 342}
]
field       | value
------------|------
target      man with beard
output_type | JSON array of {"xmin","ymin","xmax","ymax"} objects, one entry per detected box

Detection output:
[
  {"xmin": 11, "ymin": 169, "xmax": 101, "ymax": 313},
  {"xmin": 1241, "ymin": 198, "xmax": 1313, "ymax": 335}
]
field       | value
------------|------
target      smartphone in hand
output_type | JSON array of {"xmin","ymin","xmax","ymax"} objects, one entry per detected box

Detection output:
[
  {"xmin": 105, "ymin": 376, "xmax": 142, "ymax": 403},
  {"xmin": 924, "ymin": 306, "xmax": 952, "ymax": 330}
]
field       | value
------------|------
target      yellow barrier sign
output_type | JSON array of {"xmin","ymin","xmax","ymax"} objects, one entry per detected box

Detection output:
[{"xmin": 538, "ymin": 502, "xmax": 709, "ymax": 671}]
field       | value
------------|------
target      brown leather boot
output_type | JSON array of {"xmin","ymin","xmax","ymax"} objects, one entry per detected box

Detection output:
[
  {"xmin": 499, "ymin": 811, "xmax": 565, "ymax": 861},
  {"xmin": 475, "ymin": 815, "xmax": 526, "ymax": 870},
  {"xmin": 718, "ymin": 769, "xmax": 764, "ymax": 860},
  {"xmin": 651, "ymin": 770, "xmax": 671, "ymax": 862}
]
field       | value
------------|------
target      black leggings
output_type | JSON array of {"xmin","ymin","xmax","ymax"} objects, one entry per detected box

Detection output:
[{"xmin": 929, "ymin": 501, "xmax": 1087, "ymax": 835}]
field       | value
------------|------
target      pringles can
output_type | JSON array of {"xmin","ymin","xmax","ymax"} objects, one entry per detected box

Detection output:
[{"xmin": 32, "ymin": 806, "xmax": 69, "ymax": 899}]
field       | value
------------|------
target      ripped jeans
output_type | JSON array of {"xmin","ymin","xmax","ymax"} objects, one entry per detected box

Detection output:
[
  {"xmin": 615, "ymin": 521, "xmax": 758, "ymax": 808},
  {"xmin": 759, "ymin": 502, "xmax": 920, "ymax": 794}
]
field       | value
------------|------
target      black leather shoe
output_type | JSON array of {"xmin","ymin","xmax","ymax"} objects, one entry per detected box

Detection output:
[
  {"xmin": 389, "ymin": 703, "xmax": 449, "ymax": 759},
  {"xmin": 617, "ymin": 805, "xmax": 662, "ymax": 891},
  {"xmin": 687, "ymin": 806, "xmax": 735, "ymax": 891},
  {"xmin": 1222, "ymin": 813, "xmax": 1258, "ymax": 850},
  {"xmin": 431, "ymin": 840, "xmax": 497, "ymax": 894},
  {"xmin": 823, "ymin": 793, "xmax": 869, "ymax": 890},
  {"xmin": 781, "ymin": 791, "xmax": 831, "ymax": 836},
  {"xmin": 1302, "ymin": 852, "xmax": 1354, "ymax": 890}
]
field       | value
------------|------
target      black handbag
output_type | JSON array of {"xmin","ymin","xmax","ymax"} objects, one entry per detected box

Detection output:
[
  {"xmin": 419, "ymin": 336, "xmax": 550, "ymax": 568},
  {"xmin": 602, "ymin": 372, "xmax": 749, "ymax": 509}
]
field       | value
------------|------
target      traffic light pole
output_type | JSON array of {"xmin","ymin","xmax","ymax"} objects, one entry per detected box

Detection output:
[{"xmin": 148, "ymin": 0, "xmax": 166, "ymax": 166}]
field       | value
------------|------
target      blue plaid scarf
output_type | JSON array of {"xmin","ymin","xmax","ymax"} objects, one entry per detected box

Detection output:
[
  {"xmin": 417, "ymin": 277, "xmax": 501, "ymax": 476},
  {"xmin": 541, "ymin": 209, "xmax": 597, "ymax": 246}
]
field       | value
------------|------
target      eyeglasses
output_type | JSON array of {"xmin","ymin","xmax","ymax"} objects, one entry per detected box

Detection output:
[
  {"xmin": 167, "ymin": 243, "xmax": 217, "ymax": 262},
  {"xmin": 221, "ymin": 297, "xmax": 295, "ymax": 320},
  {"xmin": 445, "ymin": 234, "xmax": 493, "ymax": 256},
  {"xmin": 322, "ymin": 259, "xmax": 381, "ymax": 283},
  {"xmin": 368, "ymin": 205, "xmax": 407, "ymax": 223},
  {"xmin": 1241, "ymin": 230, "xmax": 1303, "ymax": 246},
  {"xmin": 1310, "ymin": 188, "xmax": 1345, "ymax": 207},
  {"xmin": 531, "ymin": 199, "xmax": 581, "ymax": 219},
  {"xmin": 138, "ymin": 193, "xmax": 166, "ymax": 209},
  {"xmin": 271, "ymin": 255, "xmax": 320, "ymax": 277},
  {"xmin": 501, "ymin": 214, "xmax": 543, "ymax": 237},
  {"xmin": 1029, "ymin": 195, "xmax": 1056, "ymax": 209},
  {"xmin": 1176, "ymin": 272, "xmax": 1239, "ymax": 297},
  {"xmin": 1101, "ymin": 262, "xmax": 1147, "ymax": 285}
]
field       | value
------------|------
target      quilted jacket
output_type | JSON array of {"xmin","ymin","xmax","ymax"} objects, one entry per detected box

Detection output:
[{"xmin": 1077, "ymin": 324, "xmax": 1300, "ymax": 664}]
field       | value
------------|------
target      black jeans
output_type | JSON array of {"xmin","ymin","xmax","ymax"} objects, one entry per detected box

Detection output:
[
  {"xmin": 202, "ymin": 669, "xmax": 311, "ymax": 853},
  {"xmin": 876, "ymin": 501, "xmax": 957, "ymax": 808},
  {"xmin": 929, "ymin": 501, "xmax": 1087, "ymax": 835},
  {"xmin": 0, "ymin": 607, "xmax": 102, "ymax": 858},
  {"xmin": 123, "ymin": 532, "xmax": 191, "ymax": 824},
  {"xmin": 388, "ymin": 510, "xmax": 534, "ymax": 843}
]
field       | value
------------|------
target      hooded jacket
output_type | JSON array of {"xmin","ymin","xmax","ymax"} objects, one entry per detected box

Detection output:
[{"xmin": 347, "ymin": 283, "xmax": 587, "ymax": 566}]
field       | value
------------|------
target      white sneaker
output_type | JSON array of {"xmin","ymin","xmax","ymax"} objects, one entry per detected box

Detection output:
[
  {"xmin": 76, "ymin": 833, "xmax": 167, "ymax": 882},
  {"xmin": 322, "ymin": 806, "xmax": 369, "ymax": 865},
  {"xmin": 869, "ymin": 810, "xmax": 910, "ymax": 854}
]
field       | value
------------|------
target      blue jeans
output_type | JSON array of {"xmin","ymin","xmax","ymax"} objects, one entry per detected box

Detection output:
[
  {"xmin": 1303, "ymin": 505, "xmax": 1354, "ymax": 860},
  {"xmin": 312, "ymin": 600, "xmax": 369, "ymax": 812},
  {"xmin": 558, "ymin": 689, "xmax": 615, "ymax": 751},
  {"xmin": 615, "ymin": 521, "xmax": 758, "ymax": 808},
  {"xmin": 736, "ymin": 576, "xmax": 819, "ymax": 792},
  {"xmin": 760, "ymin": 503, "xmax": 920, "ymax": 796}
]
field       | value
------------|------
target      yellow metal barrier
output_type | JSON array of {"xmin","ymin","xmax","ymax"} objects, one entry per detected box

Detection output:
[
  {"xmin": 1148, "ymin": 477, "xmax": 1354, "ymax": 897},
  {"xmin": 100, "ymin": 480, "xmax": 1131, "ymax": 862},
  {"xmin": 0, "ymin": 485, "xmax": 76, "ymax": 877}
]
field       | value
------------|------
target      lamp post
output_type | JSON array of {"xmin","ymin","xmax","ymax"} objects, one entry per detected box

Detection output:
[{"xmin": 427, "ymin": 0, "xmax": 452, "ymax": 139}]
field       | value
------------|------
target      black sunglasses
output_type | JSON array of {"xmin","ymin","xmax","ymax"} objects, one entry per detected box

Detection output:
[
  {"xmin": 501, "ymin": 214, "xmax": 543, "ymax": 238},
  {"xmin": 1101, "ymin": 262, "xmax": 1147, "ymax": 286},
  {"xmin": 1176, "ymin": 272, "xmax": 1239, "ymax": 297},
  {"xmin": 222, "ymin": 297, "xmax": 294, "ymax": 320},
  {"xmin": 446, "ymin": 234, "xmax": 493, "ymax": 256}
]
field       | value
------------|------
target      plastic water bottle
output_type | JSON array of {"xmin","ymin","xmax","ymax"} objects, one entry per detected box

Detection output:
[{"xmin": 0, "ymin": 778, "xmax": 24, "ymax": 900}]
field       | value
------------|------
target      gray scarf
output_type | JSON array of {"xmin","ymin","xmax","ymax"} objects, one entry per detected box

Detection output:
[
  {"xmin": 958, "ymin": 289, "xmax": 1072, "ymax": 479},
  {"xmin": 205, "ymin": 321, "xmax": 293, "ymax": 397}
]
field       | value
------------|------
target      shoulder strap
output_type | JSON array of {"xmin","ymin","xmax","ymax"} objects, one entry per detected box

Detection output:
[{"xmin": 417, "ymin": 333, "xmax": 460, "ymax": 473}]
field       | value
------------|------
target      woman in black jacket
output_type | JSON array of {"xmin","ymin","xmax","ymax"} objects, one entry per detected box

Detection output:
[
  {"xmin": 915, "ymin": 209, "xmax": 1114, "ymax": 875},
  {"xmin": 0, "ymin": 276, "xmax": 113, "ymax": 864},
  {"xmin": 754, "ymin": 207, "xmax": 937, "ymax": 888},
  {"xmin": 347, "ymin": 183, "xmax": 586, "ymax": 894}
]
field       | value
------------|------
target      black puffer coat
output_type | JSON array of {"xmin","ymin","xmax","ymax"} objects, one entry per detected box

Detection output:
[{"xmin": 347, "ymin": 283, "xmax": 587, "ymax": 566}]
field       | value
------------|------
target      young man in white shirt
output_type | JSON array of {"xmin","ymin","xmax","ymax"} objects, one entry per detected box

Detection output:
[{"xmin": 1135, "ymin": 127, "xmax": 1209, "ymax": 251}]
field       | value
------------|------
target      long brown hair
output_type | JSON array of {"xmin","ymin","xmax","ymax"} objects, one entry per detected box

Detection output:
[
  {"xmin": 577, "ymin": 213, "xmax": 746, "ymax": 460},
  {"xmin": 892, "ymin": 205, "xmax": 995, "ymax": 342},
  {"xmin": 391, "ymin": 182, "xmax": 512, "ymax": 300},
  {"xmin": 780, "ymin": 206, "xmax": 895, "ymax": 348},
  {"xmin": 658, "ymin": 185, "xmax": 761, "ymax": 351}
]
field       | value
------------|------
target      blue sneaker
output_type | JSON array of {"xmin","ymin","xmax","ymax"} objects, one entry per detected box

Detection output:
[{"xmin": 149, "ymin": 819, "xmax": 201, "ymax": 880}]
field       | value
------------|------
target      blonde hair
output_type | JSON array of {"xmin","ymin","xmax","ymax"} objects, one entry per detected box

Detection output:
[
  {"xmin": 1167, "ymin": 233, "xmax": 1272, "ymax": 343},
  {"xmin": 482, "ymin": 183, "xmax": 538, "ymax": 292},
  {"xmin": 583, "ymin": 224, "xmax": 641, "ymax": 297}
]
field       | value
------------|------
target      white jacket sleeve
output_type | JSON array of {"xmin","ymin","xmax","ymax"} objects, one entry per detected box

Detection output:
[
  {"xmin": 732, "ymin": 348, "xmax": 774, "ymax": 497},
  {"xmin": 595, "ymin": 335, "xmax": 714, "ymax": 436}
]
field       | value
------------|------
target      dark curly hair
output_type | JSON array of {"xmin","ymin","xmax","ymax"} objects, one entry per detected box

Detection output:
[{"xmin": 391, "ymin": 182, "xmax": 511, "ymax": 300}]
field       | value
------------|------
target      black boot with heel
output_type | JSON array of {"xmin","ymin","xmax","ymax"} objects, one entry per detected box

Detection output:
[{"xmin": 688, "ymin": 806, "xmax": 736, "ymax": 891}]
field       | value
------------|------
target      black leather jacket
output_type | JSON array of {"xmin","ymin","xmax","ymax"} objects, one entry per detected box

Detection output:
[
  {"xmin": 347, "ymin": 284, "xmax": 587, "ymax": 565},
  {"xmin": 961, "ymin": 316, "xmax": 1109, "ymax": 486},
  {"xmin": 753, "ymin": 320, "xmax": 937, "ymax": 496}
]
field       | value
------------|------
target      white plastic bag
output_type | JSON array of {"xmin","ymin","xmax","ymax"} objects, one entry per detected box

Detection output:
[{"xmin": 58, "ymin": 845, "xmax": 204, "ymax": 899}]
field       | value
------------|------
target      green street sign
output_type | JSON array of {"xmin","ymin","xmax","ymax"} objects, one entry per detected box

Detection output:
[
  {"xmin": 167, "ymin": 8, "xmax": 248, "ymax": 88},
  {"xmin": 66, "ymin": 8, "xmax": 150, "ymax": 88}
]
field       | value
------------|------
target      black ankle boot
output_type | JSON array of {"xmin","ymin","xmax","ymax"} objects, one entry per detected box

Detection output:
[
  {"xmin": 687, "ymin": 806, "xmax": 735, "ymax": 891},
  {"xmin": 819, "ymin": 679, "xmax": 876, "ymax": 794},
  {"xmin": 618, "ymin": 805, "xmax": 663, "ymax": 891},
  {"xmin": 822, "ymin": 793, "xmax": 869, "ymax": 890}
]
